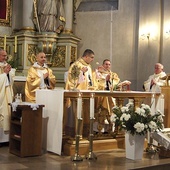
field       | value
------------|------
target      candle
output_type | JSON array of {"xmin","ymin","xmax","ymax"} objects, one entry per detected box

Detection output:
[
  {"xmin": 4, "ymin": 35, "xmax": 6, "ymax": 51},
  {"xmin": 90, "ymin": 94, "xmax": 94, "ymax": 118},
  {"xmin": 14, "ymin": 36, "xmax": 17, "ymax": 53},
  {"xmin": 155, "ymin": 94, "xmax": 164, "ymax": 114},
  {"xmin": 151, "ymin": 94, "xmax": 155, "ymax": 115},
  {"xmin": 160, "ymin": 94, "xmax": 164, "ymax": 114},
  {"xmin": 77, "ymin": 97, "xmax": 82, "ymax": 119}
]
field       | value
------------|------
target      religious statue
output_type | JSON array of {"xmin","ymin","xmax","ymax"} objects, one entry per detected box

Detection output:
[{"xmin": 33, "ymin": 0, "xmax": 66, "ymax": 33}]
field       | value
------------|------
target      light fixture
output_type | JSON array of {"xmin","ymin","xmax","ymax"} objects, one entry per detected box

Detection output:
[
  {"xmin": 165, "ymin": 30, "xmax": 170, "ymax": 39},
  {"xmin": 139, "ymin": 24, "xmax": 158, "ymax": 41},
  {"xmin": 140, "ymin": 33, "xmax": 150, "ymax": 40}
]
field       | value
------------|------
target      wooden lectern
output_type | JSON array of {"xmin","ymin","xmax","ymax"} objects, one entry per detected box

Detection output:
[{"xmin": 161, "ymin": 86, "xmax": 170, "ymax": 128}]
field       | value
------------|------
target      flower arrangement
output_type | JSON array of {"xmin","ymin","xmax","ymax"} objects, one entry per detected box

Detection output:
[{"xmin": 110, "ymin": 102, "xmax": 164, "ymax": 135}]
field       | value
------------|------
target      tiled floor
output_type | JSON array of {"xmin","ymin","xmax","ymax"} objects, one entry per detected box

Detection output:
[{"xmin": 0, "ymin": 143, "xmax": 170, "ymax": 170}]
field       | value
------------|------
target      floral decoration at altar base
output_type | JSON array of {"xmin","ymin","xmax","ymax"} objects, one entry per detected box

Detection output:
[
  {"xmin": 111, "ymin": 102, "xmax": 164, "ymax": 161},
  {"xmin": 125, "ymin": 132, "xmax": 145, "ymax": 160}
]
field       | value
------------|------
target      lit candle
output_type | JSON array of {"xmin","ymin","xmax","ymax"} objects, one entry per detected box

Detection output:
[
  {"xmin": 4, "ymin": 35, "xmax": 6, "ymax": 51},
  {"xmin": 14, "ymin": 36, "xmax": 17, "ymax": 53},
  {"xmin": 77, "ymin": 94, "xmax": 82, "ymax": 119},
  {"xmin": 90, "ymin": 94, "xmax": 94, "ymax": 118}
]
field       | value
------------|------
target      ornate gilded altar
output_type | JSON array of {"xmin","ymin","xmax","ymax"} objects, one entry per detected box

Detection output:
[{"xmin": 63, "ymin": 90, "xmax": 160, "ymax": 155}]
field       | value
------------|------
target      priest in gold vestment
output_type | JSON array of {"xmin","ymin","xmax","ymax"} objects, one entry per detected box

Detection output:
[
  {"xmin": 25, "ymin": 52, "xmax": 56, "ymax": 103},
  {"xmin": 0, "ymin": 49, "xmax": 14, "ymax": 133},
  {"xmin": 93, "ymin": 59, "xmax": 131, "ymax": 132},
  {"xmin": 94, "ymin": 59, "xmax": 131, "ymax": 114},
  {"xmin": 65, "ymin": 49, "xmax": 95, "ymax": 137}
]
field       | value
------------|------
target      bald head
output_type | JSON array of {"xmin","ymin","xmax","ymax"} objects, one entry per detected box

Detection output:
[{"xmin": 36, "ymin": 52, "xmax": 46, "ymax": 66}]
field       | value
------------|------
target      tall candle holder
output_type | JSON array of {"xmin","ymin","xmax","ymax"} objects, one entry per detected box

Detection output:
[
  {"xmin": 71, "ymin": 93, "xmax": 83, "ymax": 161},
  {"xmin": 86, "ymin": 93, "xmax": 97, "ymax": 160}
]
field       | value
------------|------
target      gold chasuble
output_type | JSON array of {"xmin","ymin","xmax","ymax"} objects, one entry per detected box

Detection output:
[
  {"xmin": 25, "ymin": 63, "xmax": 56, "ymax": 103},
  {"xmin": 0, "ymin": 62, "xmax": 14, "ymax": 131},
  {"xmin": 94, "ymin": 67, "xmax": 120, "ymax": 114},
  {"xmin": 65, "ymin": 57, "xmax": 94, "ymax": 90},
  {"xmin": 65, "ymin": 57, "xmax": 94, "ymax": 138}
]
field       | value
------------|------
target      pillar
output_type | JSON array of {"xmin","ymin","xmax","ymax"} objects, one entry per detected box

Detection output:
[{"xmin": 63, "ymin": 0, "xmax": 73, "ymax": 33}]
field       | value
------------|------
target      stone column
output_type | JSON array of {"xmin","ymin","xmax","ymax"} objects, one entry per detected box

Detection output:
[
  {"xmin": 63, "ymin": 0, "xmax": 73, "ymax": 33},
  {"xmin": 22, "ymin": 0, "xmax": 34, "ymax": 31}
]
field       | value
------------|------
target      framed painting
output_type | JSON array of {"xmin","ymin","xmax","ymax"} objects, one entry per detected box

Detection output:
[{"xmin": 0, "ymin": 0, "xmax": 11, "ymax": 26}]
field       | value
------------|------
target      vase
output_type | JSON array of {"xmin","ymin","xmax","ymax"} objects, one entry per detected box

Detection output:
[{"xmin": 125, "ymin": 132, "xmax": 145, "ymax": 160}]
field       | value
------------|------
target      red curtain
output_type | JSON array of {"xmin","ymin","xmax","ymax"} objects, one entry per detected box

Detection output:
[{"xmin": 0, "ymin": 0, "xmax": 7, "ymax": 20}]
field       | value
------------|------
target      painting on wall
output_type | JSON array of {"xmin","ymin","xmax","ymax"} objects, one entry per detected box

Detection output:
[{"xmin": 0, "ymin": 0, "xmax": 11, "ymax": 26}]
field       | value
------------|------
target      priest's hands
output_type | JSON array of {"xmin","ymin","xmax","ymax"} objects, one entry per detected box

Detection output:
[
  {"xmin": 81, "ymin": 67, "xmax": 88, "ymax": 74},
  {"xmin": 3, "ymin": 64, "xmax": 11, "ymax": 74},
  {"xmin": 43, "ymin": 72, "xmax": 49, "ymax": 79},
  {"xmin": 151, "ymin": 78, "xmax": 156, "ymax": 85}
]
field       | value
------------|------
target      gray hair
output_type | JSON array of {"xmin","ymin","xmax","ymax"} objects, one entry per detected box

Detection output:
[{"xmin": 155, "ymin": 63, "xmax": 163, "ymax": 69}]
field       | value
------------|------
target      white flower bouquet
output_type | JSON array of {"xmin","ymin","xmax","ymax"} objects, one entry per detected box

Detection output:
[{"xmin": 111, "ymin": 102, "xmax": 164, "ymax": 135}]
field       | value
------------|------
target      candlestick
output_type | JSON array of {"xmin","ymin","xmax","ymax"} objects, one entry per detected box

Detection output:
[
  {"xmin": 90, "ymin": 94, "xmax": 94, "ymax": 118},
  {"xmin": 4, "ymin": 35, "xmax": 6, "ymax": 51},
  {"xmin": 77, "ymin": 94, "xmax": 82, "ymax": 119},
  {"xmin": 14, "ymin": 36, "xmax": 17, "ymax": 53}
]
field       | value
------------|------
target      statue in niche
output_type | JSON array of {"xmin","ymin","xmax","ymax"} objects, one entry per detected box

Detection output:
[{"xmin": 33, "ymin": 0, "xmax": 65, "ymax": 33}]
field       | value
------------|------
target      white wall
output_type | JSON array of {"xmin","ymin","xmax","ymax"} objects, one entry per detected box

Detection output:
[
  {"xmin": 74, "ymin": 0, "xmax": 138, "ymax": 90},
  {"xmin": 74, "ymin": 0, "xmax": 170, "ymax": 91}
]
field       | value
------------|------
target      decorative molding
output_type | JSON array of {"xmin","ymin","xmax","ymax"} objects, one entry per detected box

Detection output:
[
  {"xmin": 27, "ymin": 44, "xmax": 37, "ymax": 65},
  {"xmin": 52, "ymin": 46, "xmax": 66, "ymax": 67},
  {"xmin": 0, "ymin": 37, "xmax": 4, "ymax": 47},
  {"xmin": 0, "ymin": 0, "xmax": 12, "ymax": 27},
  {"xmin": 71, "ymin": 46, "xmax": 76, "ymax": 62}
]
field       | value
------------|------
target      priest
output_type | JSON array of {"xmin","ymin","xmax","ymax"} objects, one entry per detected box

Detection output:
[
  {"xmin": 144, "ymin": 63, "xmax": 166, "ymax": 92},
  {"xmin": 0, "ymin": 48, "xmax": 14, "ymax": 141},
  {"xmin": 25, "ymin": 52, "xmax": 56, "ymax": 102},
  {"xmin": 93, "ymin": 59, "xmax": 131, "ymax": 133},
  {"xmin": 65, "ymin": 49, "xmax": 95, "ymax": 138}
]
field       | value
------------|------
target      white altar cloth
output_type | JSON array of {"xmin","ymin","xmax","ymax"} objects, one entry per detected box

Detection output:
[
  {"xmin": 36, "ymin": 89, "xmax": 64, "ymax": 155},
  {"xmin": 0, "ymin": 128, "xmax": 9, "ymax": 143}
]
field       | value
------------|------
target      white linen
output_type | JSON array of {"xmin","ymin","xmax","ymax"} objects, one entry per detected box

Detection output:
[
  {"xmin": 36, "ymin": 89, "xmax": 64, "ymax": 155},
  {"xmin": 0, "ymin": 128, "xmax": 9, "ymax": 143}
]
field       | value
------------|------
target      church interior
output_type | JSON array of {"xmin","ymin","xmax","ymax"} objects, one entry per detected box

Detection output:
[{"xmin": 1, "ymin": 0, "xmax": 170, "ymax": 169}]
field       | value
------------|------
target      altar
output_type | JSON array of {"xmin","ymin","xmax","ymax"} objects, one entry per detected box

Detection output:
[{"xmin": 36, "ymin": 89, "xmax": 161, "ymax": 155}]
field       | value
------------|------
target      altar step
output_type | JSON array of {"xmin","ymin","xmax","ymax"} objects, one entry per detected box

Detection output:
[
  {"xmin": 62, "ymin": 137, "xmax": 148, "ymax": 156},
  {"xmin": 63, "ymin": 137, "xmax": 125, "ymax": 156}
]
